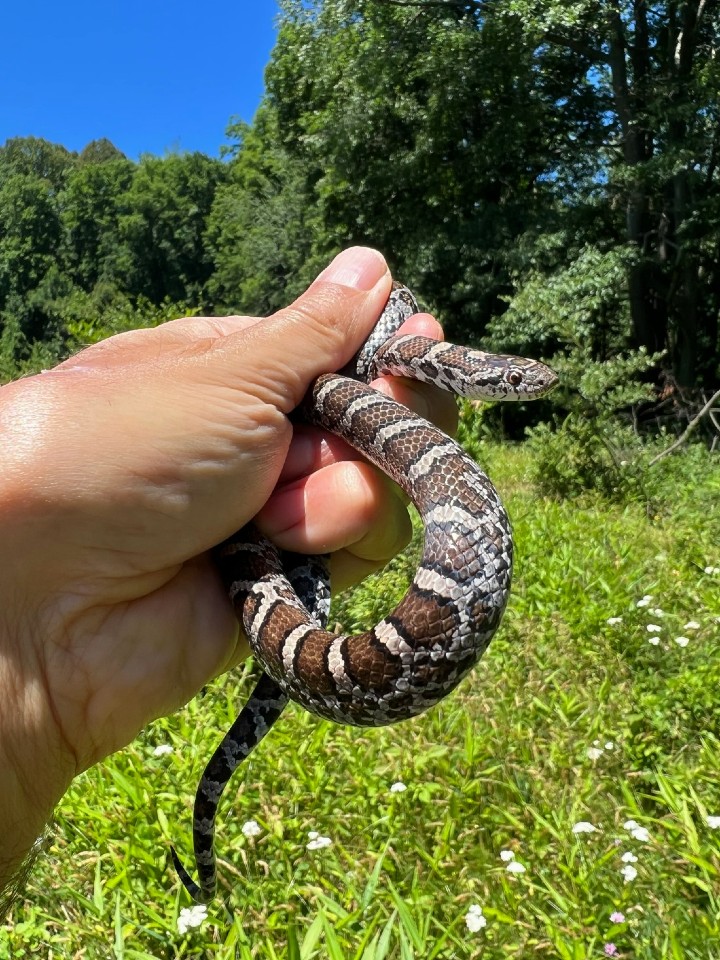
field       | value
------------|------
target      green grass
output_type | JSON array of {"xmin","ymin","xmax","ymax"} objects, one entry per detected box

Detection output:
[{"xmin": 2, "ymin": 442, "xmax": 719, "ymax": 959}]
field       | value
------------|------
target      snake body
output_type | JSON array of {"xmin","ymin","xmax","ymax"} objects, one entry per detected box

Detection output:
[{"xmin": 171, "ymin": 284, "xmax": 557, "ymax": 901}]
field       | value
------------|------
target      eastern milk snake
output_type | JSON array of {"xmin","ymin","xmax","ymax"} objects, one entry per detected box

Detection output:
[{"xmin": 171, "ymin": 283, "xmax": 557, "ymax": 901}]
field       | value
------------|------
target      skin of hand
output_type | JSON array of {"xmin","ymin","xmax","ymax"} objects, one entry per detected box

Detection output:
[{"xmin": 0, "ymin": 247, "xmax": 457, "ymax": 888}]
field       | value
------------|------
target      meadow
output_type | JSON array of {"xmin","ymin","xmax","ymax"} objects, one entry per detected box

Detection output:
[{"xmin": 1, "ymin": 437, "xmax": 719, "ymax": 960}]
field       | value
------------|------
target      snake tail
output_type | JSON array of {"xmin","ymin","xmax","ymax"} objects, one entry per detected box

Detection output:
[{"xmin": 171, "ymin": 671, "xmax": 289, "ymax": 902}]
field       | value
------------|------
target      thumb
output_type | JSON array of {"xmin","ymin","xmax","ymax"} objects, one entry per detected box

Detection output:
[{"xmin": 239, "ymin": 247, "xmax": 392, "ymax": 412}]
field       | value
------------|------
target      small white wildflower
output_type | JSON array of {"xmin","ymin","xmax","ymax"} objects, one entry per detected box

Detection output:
[
  {"xmin": 706, "ymin": 816, "xmax": 720, "ymax": 829},
  {"xmin": 499, "ymin": 849, "xmax": 515, "ymax": 862},
  {"xmin": 306, "ymin": 831, "xmax": 332, "ymax": 850},
  {"xmin": 646, "ymin": 624, "xmax": 662, "ymax": 633},
  {"xmin": 648, "ymin": 637, "xmax": 660, "ymax": 645},
  {"xmin": 153, "ymin": 743, "xmax": 174, "ymax": 756},
  {"xmin": 621, "ymin": 864, "xmax": 638, "ymax": 883},
  {"xmin": 241, "ymin": 820, "xmax": 262, "ymax": 838},
  {"xmin": 465, "ymin": 904, "xmax": 487, "ymax": 932},
  {"xmin": 623, "ymin": 819, "xmax": 639, "ymax": 830},
  {"xmin": 684, "ymin": 621, "xmax": 701, "ymax": 630},
  {"xmin": 390, "ymin": 781, "xmax": 407, "ymax": 793},
  {"xmin": 674, "ymin": 636, "xmax": 690, "ymax": 647},
  {"xmin": 704, "ymin": 566, "xmax": 719, "ymax": 575},
  {"xmin": 177, "ymin": 905, "xmax": 208, "ymax": 934},
  {"xmin": 636, "ymin": 596, "xmax": 653, "ymax": 607},
  {"xmin": 506, "ymin": 860, "xmax": 526, "ymax": 874},
  {"xmin": 630, "ymin": 826, "xmax": 650, "ymax": 842},
  {"xmin": 605, "ymin": 741, "xmax": 614, "ymax": 750},
  {"xmin": 621, "ymin": 851, "xmax": 638, "ymax": 863},
  {"xmin": 650, "ymin": 607, "xmax": 665, "ymax": 617},
  {"xmin": 607, "ymin": 617, "xmax": 623, "ymax": 625},
  {"xmin": 587, "ymin": 747, "xmax": 604, "ymax": 760},
  {"xmin": 593, "ymin": 739, "xmax": 601, "ymax": 746},
  {"xmin": 572, "ymin": 821, "xmax": 599, "ymax": 834}
]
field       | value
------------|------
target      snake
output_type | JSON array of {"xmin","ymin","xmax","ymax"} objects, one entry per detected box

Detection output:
[{"xmin": 171, "ymin": 283, "xmax": 557, "ymax": 901}]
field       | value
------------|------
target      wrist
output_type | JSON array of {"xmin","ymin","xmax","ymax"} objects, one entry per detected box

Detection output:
[{"xmin": 0, "ymin": 616, "xmax": 75, "ymax": 892}]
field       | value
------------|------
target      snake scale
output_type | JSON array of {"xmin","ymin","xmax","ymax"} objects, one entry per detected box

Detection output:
[{"xmin": 171, "ymin": 283, "xmax": 557, "ymax": 901}]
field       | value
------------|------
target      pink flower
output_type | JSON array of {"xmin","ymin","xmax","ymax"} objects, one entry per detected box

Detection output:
[
  {"xmin": 609, "ymin": 911, "xmax": 625, "ymax": 923},
  {"xmin": 604, "ymin": 944, "xmax": 619, "ymax": 957}
]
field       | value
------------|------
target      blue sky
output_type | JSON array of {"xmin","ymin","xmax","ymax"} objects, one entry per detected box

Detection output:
[{"xmin": 1, "ymin": 0, "xmax": 279, "ymax": 160}]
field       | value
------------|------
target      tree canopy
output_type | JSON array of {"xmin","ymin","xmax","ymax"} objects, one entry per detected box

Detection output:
[{"xmin": 1, "ymin": 0, "xmax": 718, "ymax": 396}]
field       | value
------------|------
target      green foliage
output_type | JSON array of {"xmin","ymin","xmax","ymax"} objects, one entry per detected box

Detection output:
[
  {"xmin": 0, "ymin": 136, "xmax": 76, "ymax": 189},
  {"xmin": 0, "ymin": 172, "xmax": 64, "ymax": 308},
  {"xmin": 59, "ymin": 156, "xmax": 135, "ymax": 291},
  {"xmin": 207, "ymin": 109, "xmax": 325, "ymax": 316},
  {"xmin": 483, "ymin": 244, "xmax": 673, "ymax": 500},
  {"xmin": 0, "ymin": 139, "xmax": 227, "ymax": 381},
  {"xmin": 116, "ymin": 152, "xmax": 228, "ymax": 305},
  {"xmin": 266, "ymin": 0, "xmax": 582, "ymax": 341},
  {"xmin": 3, "ymin": 0, "xmax": 720, "ymax": 390},
  {"xmin": 62, "ymin": 289, "xmax": 201, "ymax": 349},
  {"xmin": 526, "ymin": 418, "xmax": 632, "ymax": 501},
  {"xmin": 3, "ymin": 443, "xmax": 719, "ymax": 957}
]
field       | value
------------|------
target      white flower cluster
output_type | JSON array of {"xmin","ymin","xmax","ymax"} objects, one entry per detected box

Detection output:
[
  {"xmin": 630, "ymin": 594, "xmax": 704, "ymax": 648},
  {"xmin": 177, "ymin": 905, "xmax": 207, "ymax": 934},
  {"xmin": 465, "ymin": 904, "xmax": 487, "ymax": 932},
  {"xmin": 499, "ymin": 848, "xmax": 526, "ymax": 873},
  {"xmin": 615, "ymin": 819, "xmax": 651, "ymax": 882},
  {"xmin": 306, "ymin": 830, "xmax": 332, "ymax": 850},
  {"xmin": 572, "ymin": 821, "xmax": 599, "ymax": 834},
  {"xmin": 587, "ymin": 739, "xmax": 615, "ymax": 761}
]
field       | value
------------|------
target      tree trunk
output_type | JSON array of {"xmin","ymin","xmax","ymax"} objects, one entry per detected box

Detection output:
[{"xmin": 606, "ymin": 1, "xmax": 666, "ymax": 355}]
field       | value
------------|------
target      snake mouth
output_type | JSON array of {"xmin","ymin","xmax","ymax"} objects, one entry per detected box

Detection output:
[{"xmin": 527, "ymin": 362, "xmax": 559, "ymax": 398}]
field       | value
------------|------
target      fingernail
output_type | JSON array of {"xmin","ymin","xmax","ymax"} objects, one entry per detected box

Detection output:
[{"xmin": 316, "ymin": 247, "xmax": 387, "ymax": 291}]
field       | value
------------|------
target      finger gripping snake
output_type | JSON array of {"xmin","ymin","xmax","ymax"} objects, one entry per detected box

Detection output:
[{"xmin": 171, "ymin": 283, "xmax": 557, "ymax": 901}]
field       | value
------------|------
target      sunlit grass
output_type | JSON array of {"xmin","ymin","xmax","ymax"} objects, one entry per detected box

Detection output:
[{"xmin": 2, "ymin": 444, "xmax": 719, "ymax": 958}]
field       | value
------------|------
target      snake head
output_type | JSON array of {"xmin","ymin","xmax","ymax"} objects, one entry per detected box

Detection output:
[{"xmin": 499, "ymin": 356, "xmax": 559, "ymax": 400}]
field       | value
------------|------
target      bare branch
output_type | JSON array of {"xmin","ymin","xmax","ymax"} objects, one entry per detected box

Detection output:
[
  {"xmin": 543, "ymin": 30, "xmax": 605, "ymax": 60},
  {"xmin": 649, "ymin": 387, "xmax": 720, "ymax": 465}
]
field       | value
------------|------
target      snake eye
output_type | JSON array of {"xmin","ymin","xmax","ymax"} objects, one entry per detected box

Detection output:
[{"xmin": 508, "ymin": 370, "xmax": 523, "ymax": 386}]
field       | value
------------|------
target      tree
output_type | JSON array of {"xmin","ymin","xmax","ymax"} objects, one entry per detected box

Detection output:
[
  {"xmin": 368, "ymin": 0, "xmax": 720, "ymax": 385},
  {"xmin": 248, "ymin": 0, "xmax": 720, "ymax": 386},
  {"xmin": 0, "ymin": 136, "xmax": 76, "ymax": 191},
  {"xmin": 207, "ymin": 107, "xmax": 324, "ymax": 315},
  {"xmin": 78, "ymin": 138, "xmax": 127, "ymax": 166},
  {"xmin": 264, "ymin": 0, "xmax": 590, "ymax": 340},
  {"xmin": 60, "ymin": 157, "xmax": 135, "ymax": 292},
  {"xmin": 116, "ymin": 152, "xmax": 228, "ymax": 304}
]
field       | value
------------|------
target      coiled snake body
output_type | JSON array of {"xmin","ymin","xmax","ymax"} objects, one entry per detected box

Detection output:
[{"xmin": 172, "ymin": 284, "xmax": 557, "ymax": 901}]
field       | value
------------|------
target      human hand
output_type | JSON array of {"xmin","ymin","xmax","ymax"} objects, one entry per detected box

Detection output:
[{"xmin": 0, "ymin": 248, "xmax": 456, "ymax": 883}]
